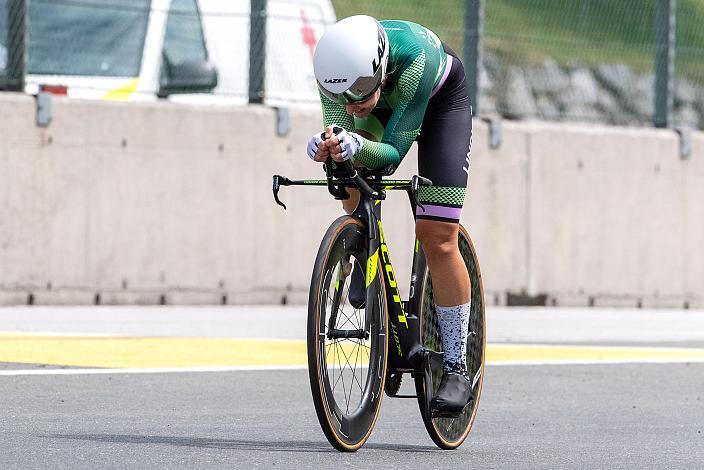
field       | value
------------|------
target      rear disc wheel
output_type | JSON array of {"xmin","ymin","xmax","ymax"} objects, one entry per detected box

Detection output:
[{"xmin": 413, "ymin": 224, "xmax": 486, "ymax": 449}]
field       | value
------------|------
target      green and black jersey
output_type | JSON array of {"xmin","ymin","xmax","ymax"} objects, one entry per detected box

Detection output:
[
  {"xmin": 319, "ymin": 19, "xmax": 472, "ymax": 223},
  {"xmin": 319, "ymin": 20, "xmax": 450, "ymax": 169}
]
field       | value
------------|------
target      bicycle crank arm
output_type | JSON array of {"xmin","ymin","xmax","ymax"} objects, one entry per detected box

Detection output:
[
  {"xmin": 406, "ymin": 345, "xmax": 443, "ymax": 371},
  {"xmin": 409, "ymin": 348, "xmax": 446, "ymax": 418}
]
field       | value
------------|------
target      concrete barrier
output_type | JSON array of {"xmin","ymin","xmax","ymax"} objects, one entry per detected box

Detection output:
[
  {"xmin": 526, "ymin": 123, "xmax": 691, "ymax": 307},
  {"xmin": 0, "ymin": 93, "xmax": 701, "ymax": 308}
]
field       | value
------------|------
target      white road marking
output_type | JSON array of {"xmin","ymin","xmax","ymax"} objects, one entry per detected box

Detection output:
[
  {"xmin": 0, "ymin": 365, "xmax": 309, "ymax": 376},
  {"xmin": 2, "ymin": 356, "xmax": 703, "ymax": 376}
]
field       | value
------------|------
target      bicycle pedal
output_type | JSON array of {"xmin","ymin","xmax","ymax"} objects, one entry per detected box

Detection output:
[
  {"xmin": 431, "ymin": 405, "xmax": 467, "ymax": 418},
  {"xmin": 430, "ymin": 399, "xmax": 474, "ymax": 418},
  {"xmin": 431, "ymin": 409, "xmax": 462, "ymax": 419}
]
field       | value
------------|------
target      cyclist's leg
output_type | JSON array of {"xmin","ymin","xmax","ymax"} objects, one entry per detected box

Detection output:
[
  {"xmin": 415, "ymin": 220, "xmax": 469, "ymax": 306},
  {"xmin": 341, "ymin": 189, "xmax": 360, "ymax": 214},
  {"xmin": 415, "ymin": 218, "xmax": 471, "ymax": 381},
  {"xmin": 415, "ymin": 50, "xmax": 472, "ymax": 312},
  {"xmin": 415, "ymin": 48, "xmax": 473, "ymax": 412},
  {"xmin": 343, "ymin": 186, "xmax": 365, "ymax": 308}
]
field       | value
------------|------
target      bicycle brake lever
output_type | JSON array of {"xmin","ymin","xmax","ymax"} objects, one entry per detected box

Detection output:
[
  {"xmin": 272, "ymin": 175, "xmax": 287, "ymax": 210},
  {"xmin": 409, "ymin": 190, "xmax": 424, "ymax": 213},
  {"xmin": 411, "ymin": 175, "xmax": 433, "ymax": 213}
]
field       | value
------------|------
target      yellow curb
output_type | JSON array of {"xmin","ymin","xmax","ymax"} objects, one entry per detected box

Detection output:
[
  {"xmin": 0, "ymin": 335, "xmax": 703, "ymax": 369},
  {"xmin": 0, "ymin": 336, "xmax": 307, "ymax": 369},
  {"xmin": 487, "ymin": 344, "xmax": 704, "ymax": 364}
]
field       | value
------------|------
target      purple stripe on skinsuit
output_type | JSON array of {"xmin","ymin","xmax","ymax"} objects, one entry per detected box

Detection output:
[
  {"xmin": 416, "ymin": 204, "xmax": 462, "ymax": 220},
  {"xmin": 430, "ymin": 55, "xmax": 453, "ymax": 98}
]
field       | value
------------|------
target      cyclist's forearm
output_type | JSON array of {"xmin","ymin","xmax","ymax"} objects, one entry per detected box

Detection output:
[
  {"xmin": 321, "ymin": 93, "xmax": 354, "ymax": 130},
  {"xmin": 354, "ymin": 140, "xmax": 401, "ymax": 169}
]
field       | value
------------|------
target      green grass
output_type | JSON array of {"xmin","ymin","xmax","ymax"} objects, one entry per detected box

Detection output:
[
  {"xmin": 330, "ymin": 0, "xmax": 466, "ymax": 53},
  {"xmin": 330, "ymin": 0, "xmax": 704, "ymax": 85}
]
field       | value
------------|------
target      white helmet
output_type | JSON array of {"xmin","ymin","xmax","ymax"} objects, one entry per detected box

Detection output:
[{"xmin": 314, "ymin": 15, "xmax": 389, "ymax": 105}]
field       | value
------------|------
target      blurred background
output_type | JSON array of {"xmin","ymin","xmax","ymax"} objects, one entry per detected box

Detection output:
[
  {"xmin": 337, "ymin": 0, "xmax": 704, "ymax": 129},
  {"xmin": 2, "ymin": 0, "xmax": 702, "ymax": 128},
  {"xmin": 0, "ymin": 0, "xmax": 702, "ymax": 308}
]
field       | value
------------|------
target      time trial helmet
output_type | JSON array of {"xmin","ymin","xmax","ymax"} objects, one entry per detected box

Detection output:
[{"xmin": 314, "ymin": 15, "xmax": 389, "ymax": 105}]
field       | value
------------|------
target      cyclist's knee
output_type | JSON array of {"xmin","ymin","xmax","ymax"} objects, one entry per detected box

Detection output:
[
  {"xmin": 415, "ymin": 219, "xmax": 459, "ymax": 258},
  {"xmin": 342, "ymin": 188, "xmax": 360, "ymax": 214}
]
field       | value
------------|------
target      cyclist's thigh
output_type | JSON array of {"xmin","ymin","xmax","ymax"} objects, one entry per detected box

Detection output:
[{"xmin": 416, "ymin": 56, "xmax": 472, "ymax": 224}]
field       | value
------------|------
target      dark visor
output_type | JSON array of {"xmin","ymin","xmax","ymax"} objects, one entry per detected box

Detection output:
[{"xmin": 318, "ymin": 64, "xmax": 384, "ymax": 105}]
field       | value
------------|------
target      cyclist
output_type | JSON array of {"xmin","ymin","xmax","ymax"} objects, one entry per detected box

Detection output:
[{"xmin": 306, "ymin": 15, "xmax": 473, "ymax": 417}]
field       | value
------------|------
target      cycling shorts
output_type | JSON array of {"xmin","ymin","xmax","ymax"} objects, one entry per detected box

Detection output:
[{"xmin": 415, "ymin": 44, "xmax": 472, "ymax": 224}]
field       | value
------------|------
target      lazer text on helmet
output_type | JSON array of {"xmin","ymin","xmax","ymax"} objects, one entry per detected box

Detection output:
[{"xmin": 372, "ymin": 24, "xmax": 386, "ymax": 73}]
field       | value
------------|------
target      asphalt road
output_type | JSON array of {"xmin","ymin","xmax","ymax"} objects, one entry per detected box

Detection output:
[
  {"xmin": 1, "ymin": 306, "xmax": 703, "ymax": 468},
  {"xmin": 1, "ymin": 364, "xmax": 702, "ymax": 469}
]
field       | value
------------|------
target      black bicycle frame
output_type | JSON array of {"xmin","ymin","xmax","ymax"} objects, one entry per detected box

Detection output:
[
  {"xmin": 352, "ymin": 191, "xmax": 425, "ymax": 372},
  {"xmin": 273, "ymin": 168, "xmax": 434, "ymax": 373}
]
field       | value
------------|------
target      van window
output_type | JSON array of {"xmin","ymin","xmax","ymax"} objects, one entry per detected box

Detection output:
[
  {"xmin": 163, "ymin": 0, "xmax": 208, "ymax": 63},
  {"xmin": 27, "ymin": 0, "xmax": 150, "ymax": 77}
]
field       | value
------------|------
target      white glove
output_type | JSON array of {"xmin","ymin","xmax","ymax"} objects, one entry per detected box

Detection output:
[
  {"xmin": 333, "ymin": 128, "xmax": 365, "ymax": 161},
  {"xmin": 306, "ymin": 132, "xmax": 325, "ymax": 160}
]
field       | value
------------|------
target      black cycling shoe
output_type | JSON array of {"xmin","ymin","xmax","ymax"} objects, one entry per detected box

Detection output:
[
  {"xmin": 430, "ymin": 372, "xmax": 474, "ymax": 418},
  {"xmin": 348, "ymin": 264, "xmax": 366, "ymax": 309}
]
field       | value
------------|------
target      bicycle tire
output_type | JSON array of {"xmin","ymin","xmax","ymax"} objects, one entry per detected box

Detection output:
[
  {"xmin": 413, "ymin": 224, "xmax": 486, "ymax": 450},
  {"xmin": 307, "ymin": 215, "xmax": 388, "ymax": 452}
]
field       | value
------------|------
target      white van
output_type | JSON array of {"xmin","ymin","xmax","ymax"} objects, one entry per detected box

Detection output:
[{"xmin": 0, "ymin": 0, "xmax": 336, "ymax": 106}]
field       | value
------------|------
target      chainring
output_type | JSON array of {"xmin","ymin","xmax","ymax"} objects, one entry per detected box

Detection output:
[{"xmin": 384, "ymin": 372, "xmax": 403, "ymax": 397}]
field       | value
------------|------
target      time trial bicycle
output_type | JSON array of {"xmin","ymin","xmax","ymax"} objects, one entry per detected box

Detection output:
[{"xmin": 272, "ymin": 153, "xmax": 485, "ymax": 452}]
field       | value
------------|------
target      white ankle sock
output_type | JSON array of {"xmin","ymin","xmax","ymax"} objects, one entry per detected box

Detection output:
[{"xmin": 436, "ymin": 302, "xmax": 471, "ymax": 372}]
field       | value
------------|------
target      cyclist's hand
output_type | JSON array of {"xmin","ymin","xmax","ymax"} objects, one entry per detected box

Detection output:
[
  {"xmin": 323, "ymin": 126, "xmax": 364, "ymax": 162},
  {"xmin": 306, "ymin": 132, "xmax": 330, "ymax": 162}
]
